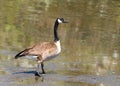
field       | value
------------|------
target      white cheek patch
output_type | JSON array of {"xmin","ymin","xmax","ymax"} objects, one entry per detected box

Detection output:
[{"xmin": 57, "ymin": 19, "xmax": 62, "ymax": 23}]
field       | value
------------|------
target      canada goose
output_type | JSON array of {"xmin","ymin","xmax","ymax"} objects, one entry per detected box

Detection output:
[{"xmin": 15, "ymin": 18, "xmax": 68, "ymax": 76}]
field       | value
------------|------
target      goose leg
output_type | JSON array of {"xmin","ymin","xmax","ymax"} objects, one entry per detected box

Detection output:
[
  {"xmin": 41, "ymin": 62, "xmax": 46, "ymax": 74},
  {"xmin": 35, "ymin": 63, "xmax": 41, "ymax": 77}
]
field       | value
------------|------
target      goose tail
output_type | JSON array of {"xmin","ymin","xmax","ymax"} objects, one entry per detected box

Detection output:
[{"xmin": 15, "ymin": 49, "xmax": 30, "ymax": 59}]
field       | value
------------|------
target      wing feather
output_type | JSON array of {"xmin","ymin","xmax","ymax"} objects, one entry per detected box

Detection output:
[{"xmin": 28, "ymin": 42, "xmax": 57, "ymax": 56}]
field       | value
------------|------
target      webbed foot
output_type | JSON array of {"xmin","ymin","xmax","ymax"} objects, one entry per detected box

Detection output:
[{"xmin": 35, "ymin": 72, "xmax": 41, "ymax": 77}]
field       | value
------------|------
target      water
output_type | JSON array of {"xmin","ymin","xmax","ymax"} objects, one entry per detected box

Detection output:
[{"xmin": 0, "ymin": 0, "xmax": 120, "ymax": 86}]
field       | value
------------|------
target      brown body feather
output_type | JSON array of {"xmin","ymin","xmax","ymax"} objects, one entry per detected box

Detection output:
[{"xmin": 15, "ymin": 41, "xmax": 59, "ymax": 62}]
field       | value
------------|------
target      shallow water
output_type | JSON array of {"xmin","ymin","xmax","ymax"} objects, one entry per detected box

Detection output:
[{"xmin": 0, "ymin": 0, "xmax": 120, "ymax": 86}]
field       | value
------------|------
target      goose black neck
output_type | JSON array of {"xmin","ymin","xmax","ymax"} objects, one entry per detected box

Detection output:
[{"xmin": 54, "ymin": 20, "xmax": 59, "ymax": 41}]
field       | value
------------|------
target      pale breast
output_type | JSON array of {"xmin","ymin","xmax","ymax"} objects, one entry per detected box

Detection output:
[
  {"xmin": 43, "ymin": 40, "xmax": 61, "ymax": 61},
  {"xmin": 54, "ymin": 40, "xmax": 61, "ymax": 54}
]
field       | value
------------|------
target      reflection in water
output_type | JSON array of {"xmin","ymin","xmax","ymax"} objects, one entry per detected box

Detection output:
[
  {"xmin": 34, "ymin": 72, "xmax": 44, "ymax": 82},
  {"xmin": 0, "ymin": 0, "xmax": 120, "ymax": 86}
]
